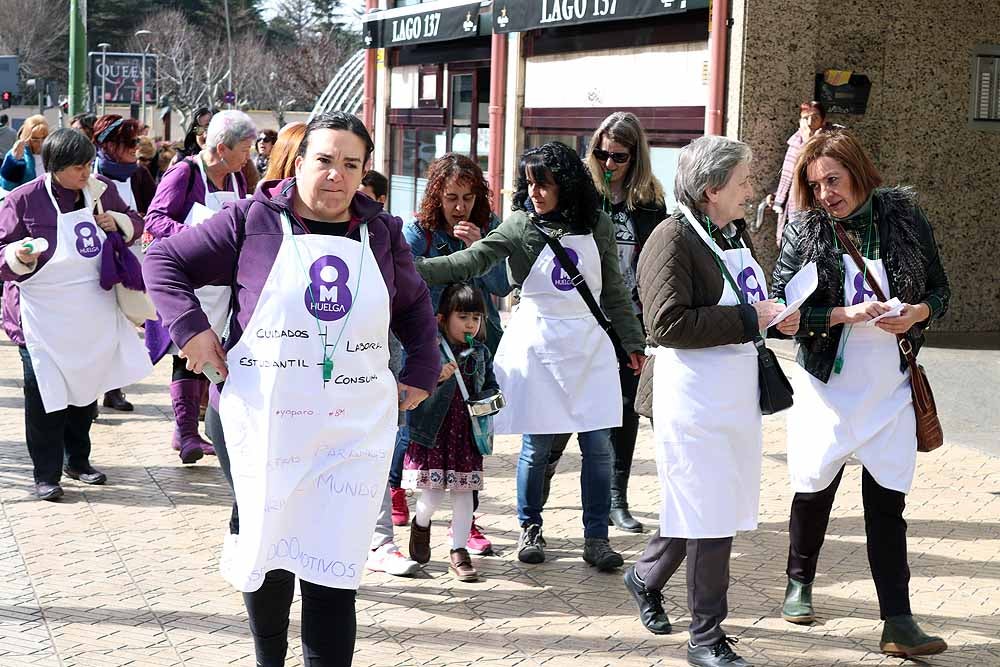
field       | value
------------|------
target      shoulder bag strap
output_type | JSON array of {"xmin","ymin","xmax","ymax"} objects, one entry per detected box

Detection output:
[
  {"xmin": 831, "ymin": 221, "xmax": 917, "ymax": 363},
  {"xmin": 440, "ymin": 340, "xmax": 483, "ymax": 441},
  {"xmin": 529, "ymin": 218, "xmax": 630, "ymax": 365}
]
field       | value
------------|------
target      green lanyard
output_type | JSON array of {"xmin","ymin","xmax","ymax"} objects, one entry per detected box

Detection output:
[
  {"xmin": 704, "ymin": 216, "xmax": 747, "ymax": 296},
  {"xmin": 832, "ymin": 209, "xmax": 876, "ymax": 374},
  {"xmin": 285, "ymin": 212, "xmax": 368, "ymax": 384},
  {"xmin": 601, "ymin": 170, "xmax": 613, "ymax": 214}
]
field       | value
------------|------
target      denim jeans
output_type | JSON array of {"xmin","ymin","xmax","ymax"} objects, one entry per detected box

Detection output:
[
  {"xmin": 387, "ymin": 425, "xmax": 408, "ymax": 489},
  {"xmin": 517, "ymin": 430, "xmax": 612, "ymax": 539}
]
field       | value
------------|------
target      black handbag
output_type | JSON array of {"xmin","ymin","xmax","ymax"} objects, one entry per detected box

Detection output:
[
  {"xmin": 712, "ymin": 251, "xmax": 795, "ymax": 415},
  {"xmin": 530, "ymin": 218, "xmax": 631, "ymax": 366}
]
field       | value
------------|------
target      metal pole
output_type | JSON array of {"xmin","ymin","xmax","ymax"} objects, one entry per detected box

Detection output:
[
  {"xmin": 223, "ymin": 0, "xmax": 234, "ymax": 107},
  {"xmin": 140, "ymin": 47, "xmax": 147, "ymax": 125},
  {"xmin": 68, "ymin": 0, "xmax": 87, "ymax": 115},
  {"xmin": 98, "ymin": 43, "xmax": 110, "ymax": 116},
  {"xmin": 135, "ymin": 31, "xmax": 153, "ymax": 127}
]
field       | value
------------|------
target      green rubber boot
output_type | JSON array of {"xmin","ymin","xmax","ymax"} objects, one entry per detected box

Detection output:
[
  {"xmin": 880, "ymin": 615, "xmax": 947, "ymax": 657},
  {"xmin": 781, "ymin": 578, "xmax": 815, "ymax": 624}
]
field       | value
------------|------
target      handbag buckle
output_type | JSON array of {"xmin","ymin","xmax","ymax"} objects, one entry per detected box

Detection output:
[
  {"xmin": 571, "ymin": 273, "xmax": 586, "ymax": 287},
  {"xmin": 898, "ymin": 337, "xmax": 913, "ymax": 355}
]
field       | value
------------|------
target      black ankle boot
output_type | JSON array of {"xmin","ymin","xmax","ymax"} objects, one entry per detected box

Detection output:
[{"xmin": 609, "ymin": 506, "xmax": 643, "ymax": 532}]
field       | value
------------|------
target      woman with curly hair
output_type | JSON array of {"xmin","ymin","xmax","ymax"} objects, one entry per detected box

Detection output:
[
  {"xmin": 416, "ymin": 142, "xmax": 645, "ymax": 571},
  {"xmin": 404, "ymin": 154, "xmax": 510, "ymax": 352}
]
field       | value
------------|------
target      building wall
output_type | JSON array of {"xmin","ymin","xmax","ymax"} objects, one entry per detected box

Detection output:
[{"xmin": 731, "ymin": 0, "xmax": 1000, "ymax": 337}]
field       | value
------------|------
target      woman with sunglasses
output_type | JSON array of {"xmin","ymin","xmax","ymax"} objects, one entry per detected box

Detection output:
[
  {"xmin": 542, "ymin": 112, "xmax": 668, "ymax": 533},
  {"xmin": 144, "ymin": 110, "xmax": 256, "ymax": 465},
  {"xmin": 170, "ymin": 107, "xmax": 214, "ymax": 167},
  {"xmin": 94, "ymin": 116, "xmax": 156, "ymax": 218},
  {"xmin": 91, "ymin": 115, "xmax": 158, "ymax": 413}
]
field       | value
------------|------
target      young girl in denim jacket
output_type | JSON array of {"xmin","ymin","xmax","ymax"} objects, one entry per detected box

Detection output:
[{"xmin": 402, "ymin": 283, "xmax": 498, "ymax": 581}]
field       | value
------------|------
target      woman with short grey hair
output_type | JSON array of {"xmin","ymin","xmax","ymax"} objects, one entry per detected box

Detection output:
[
  {"xmin": 144, "ymin": 110, "xmax": 256, "ymax": 465},
  {"xmin": 622, "ymin": 135, "xmax": 800, "ymax": 667},
  {"xmin": 0, "ymin": 128, "xmax": 151, "ymax": 500}
]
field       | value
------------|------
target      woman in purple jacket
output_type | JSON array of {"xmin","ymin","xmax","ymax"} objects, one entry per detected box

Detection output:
[
  {"xmin": 143, "ymin": 112, "xmax": 439, "ymax": 667},
  {"xmin": 144, "ymin": 110, "xmax": 255, "ymax": 464},
  {"xmin": 0, "ymin": 129, "xmax": 150, "ymax": 500}
]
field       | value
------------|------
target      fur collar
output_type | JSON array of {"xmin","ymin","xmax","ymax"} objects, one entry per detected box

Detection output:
[{"xmin": 795, "ymin": 186, "xmax": 928, "ymax": 305}]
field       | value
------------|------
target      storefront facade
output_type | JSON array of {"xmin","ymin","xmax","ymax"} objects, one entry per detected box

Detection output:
[{"xmin": 365, "ymin": 0, "xmax": 711, "ymax": 219}]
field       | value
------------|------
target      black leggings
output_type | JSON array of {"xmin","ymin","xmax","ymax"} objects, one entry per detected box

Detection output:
[
  {"xmin": 171, "ymin": 355, "xmax": 201, "ymax": 381},
  {"xmin": 244, "ymin": 569, "xmax": 357, "ymax": 667}
]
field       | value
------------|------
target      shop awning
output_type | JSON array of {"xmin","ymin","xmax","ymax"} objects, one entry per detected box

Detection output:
[
  {"xmin": 493, "ymin": 0, "xmax": 708, "ymax": 34},
  {"xmin": 362, "ymin": 0, "xmax": 484, "ymax": 49}
]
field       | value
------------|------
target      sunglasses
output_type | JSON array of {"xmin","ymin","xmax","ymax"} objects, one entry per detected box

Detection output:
[
  {"xmin": 592, "ymin": 148, "xmax": 631, "ymax": 164},
  {"xmin": 194, "ymin": 127, "xmax": 207, "ymax": 136}
]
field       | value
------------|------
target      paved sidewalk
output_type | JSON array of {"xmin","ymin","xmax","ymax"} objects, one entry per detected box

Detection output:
[{"xmin": 0, "ymin": 338, "xmax": 998, "ymax": 666}]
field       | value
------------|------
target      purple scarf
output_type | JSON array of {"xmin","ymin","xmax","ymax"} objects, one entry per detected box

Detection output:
[
  {"xmin": 96, "ymin": 149, "xmax": 139, "ymax": 182},
  {"xmin": 99, "ymin": 231, "xmax": 145, "ymax": 291}
]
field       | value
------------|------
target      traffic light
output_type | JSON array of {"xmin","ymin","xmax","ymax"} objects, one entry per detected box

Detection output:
[{"xmin": 1, "ymin": 91, "xmax": 10, "ymax": 108}]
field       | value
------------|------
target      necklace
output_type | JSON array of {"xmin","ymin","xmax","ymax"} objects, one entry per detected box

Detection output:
[{"xmin": 284, "ymin": 211, "xmax": 368, "ymax": 384}]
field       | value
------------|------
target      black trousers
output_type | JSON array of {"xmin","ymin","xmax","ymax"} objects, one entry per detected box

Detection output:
[
  {"xmin": 634, "ymin": 530, "xmax": 732, "ymax": 646},
  {"xmin": 20, "ymin": 346, "xmax": 95, "ymax": 485},
  {"xmin": 546, "ymin": 361, "xmax": 641, "ymax": 507},
  {"xmin": 787, "ymin": 465, "xmax": 911, "ymax": 619},
  {"xmin": 244, "ymin": 569, "xmax": 357, "ymax": 667}
]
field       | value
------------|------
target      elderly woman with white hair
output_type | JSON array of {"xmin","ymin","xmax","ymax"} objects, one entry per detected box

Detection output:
[
  {"xmin": 144, "ymin": 110, "xmax": 256, "ymax": 465},
  {"xmin": 623, "ymin": 135, "xmax": 800, "ymax": 667}
]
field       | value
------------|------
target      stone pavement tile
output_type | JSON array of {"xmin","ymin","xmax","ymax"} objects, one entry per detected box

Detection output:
[{"xmin": 1, "ymin": 339, "xmax": 1000, "ymax": 665}]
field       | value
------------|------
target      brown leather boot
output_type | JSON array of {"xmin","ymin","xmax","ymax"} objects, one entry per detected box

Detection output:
[
  {"xmin": 408, "ymin": 517, "xmax": 431, "ymax": 564},
  {"xmin": 449, "ymin": 548, "xmax": 478, "ymax": 582}
]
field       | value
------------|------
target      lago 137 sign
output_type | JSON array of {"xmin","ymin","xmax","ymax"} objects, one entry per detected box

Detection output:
[
  {"xmin": 363, "ymin": 1, "xmax": 480, "ymax": 49},
  {"xmin": 493, "ymin": 0, "xmax": 709, "ymax": 33}
]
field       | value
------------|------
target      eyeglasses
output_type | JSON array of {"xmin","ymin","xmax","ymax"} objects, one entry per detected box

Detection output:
[{"xmin": 592, "ymin": 148, "xmax": 631, "ymax": 164}]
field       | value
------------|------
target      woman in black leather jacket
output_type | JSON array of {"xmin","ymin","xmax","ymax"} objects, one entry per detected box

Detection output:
[{"xmin": 770, "ymin": 130, "xmax": 949, "ymax": 659}]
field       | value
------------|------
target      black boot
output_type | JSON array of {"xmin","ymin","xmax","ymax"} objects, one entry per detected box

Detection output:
[
  {"xmin": 610, "ymin": 471, "xmax": 643, "ymax": 533},
  {"xmin": 102, "ymin": 388, "xmax": 134, "ymax": 412},
  {"xmin": 610, "ymin": 507, "xmax": 643, "ymax": 533}
]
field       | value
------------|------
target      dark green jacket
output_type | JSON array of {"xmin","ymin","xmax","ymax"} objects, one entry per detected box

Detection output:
[{"xmin": 414, "ymin": 209, "xmax": 645, "ymax": 353}]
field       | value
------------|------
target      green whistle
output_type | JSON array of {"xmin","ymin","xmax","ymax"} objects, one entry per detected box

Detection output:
[
  {"xmin": 323, "ymin": 357, "xmax": 333, "ymax": 381},
  {"xmin": 464, "ymin": 333, "xmax": 475, "ymax": 346}
]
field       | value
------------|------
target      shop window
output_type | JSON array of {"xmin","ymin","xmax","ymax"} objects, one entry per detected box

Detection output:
[
  {"xmin": 389, "ymin": 127, "xmax": 448, "ymax": 218},
  {"xmin": 526, "ymin": 133, "xmax": 590, "ymax": 156},
  {"xmin": 526, "ymin": 132, "xmax": 681, "ymax": 210},
  {"xmin": 418, "ymin": 64, "xmax": 443, "ymax": 108}
]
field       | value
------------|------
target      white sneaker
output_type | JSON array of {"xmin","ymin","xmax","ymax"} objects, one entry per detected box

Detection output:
[{"xmin": 366, "ymin": 542, "xmax": 419, "ymax": 577}]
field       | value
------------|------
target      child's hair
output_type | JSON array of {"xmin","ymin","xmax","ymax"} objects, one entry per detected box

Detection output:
[{"xmin": 437, "ymin": 283, "xmax": 487, "ymax": 341}]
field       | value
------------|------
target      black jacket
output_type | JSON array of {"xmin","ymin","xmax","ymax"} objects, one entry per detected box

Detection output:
[
  {"xmin": 632, "ymin": 201, "xmax": 668, "ymax": 262},
  {"xmin": 770, "ymin": 186, "xmax": 950, "ymax": 383}
]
